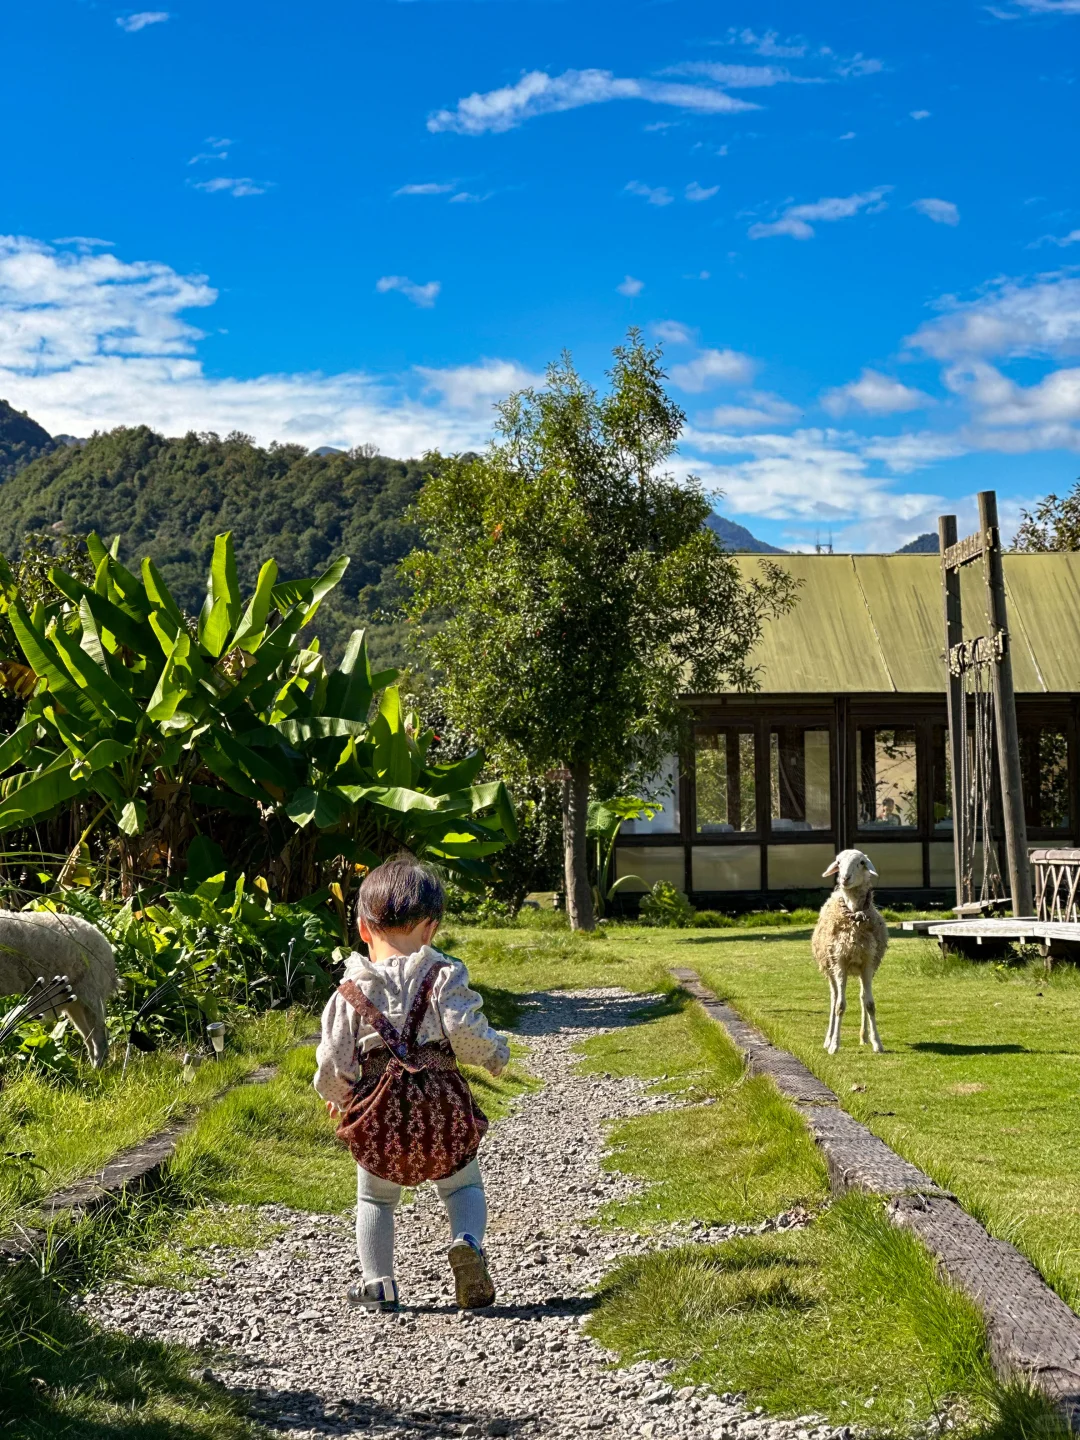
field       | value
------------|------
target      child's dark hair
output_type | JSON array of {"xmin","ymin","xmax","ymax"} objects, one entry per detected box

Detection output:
[{"xmin": 357, "ymin": 853, "xmax": 445, "ymax": 933}]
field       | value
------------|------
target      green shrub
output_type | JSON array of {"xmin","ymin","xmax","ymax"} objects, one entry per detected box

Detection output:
[{"xmin": 639, "ymin": 880, "xmax": 695, "ymax": 928}]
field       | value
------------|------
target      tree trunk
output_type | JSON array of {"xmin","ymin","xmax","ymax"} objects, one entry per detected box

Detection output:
[{"xmin": 562, "ymin": 761, "xmax": 595, "ymax": 931}]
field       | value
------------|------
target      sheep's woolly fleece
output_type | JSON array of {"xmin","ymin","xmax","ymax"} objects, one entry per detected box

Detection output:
[{"xmin": 84, "ymin": 989, "xmax": 859, "ymax": 1440}]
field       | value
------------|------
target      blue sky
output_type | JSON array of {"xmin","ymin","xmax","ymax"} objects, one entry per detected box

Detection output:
[{"xmin": 2, "ymin": 0, "xmax": 1079, "ymax": 549}]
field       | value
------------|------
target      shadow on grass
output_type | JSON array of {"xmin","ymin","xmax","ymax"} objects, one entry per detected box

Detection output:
[
  {"xmin": 1, "ymin": 1262, "xmax": 253, "ymax": 1439},
  {"xmin": 909, "ymin": 1042, "xmax": 1030, "ymax": 1056}
]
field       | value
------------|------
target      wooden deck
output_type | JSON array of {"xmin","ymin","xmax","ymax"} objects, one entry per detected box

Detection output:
[{"xmin": 928, "ymin": 917, "xmax": 1080, "ymax": 946}]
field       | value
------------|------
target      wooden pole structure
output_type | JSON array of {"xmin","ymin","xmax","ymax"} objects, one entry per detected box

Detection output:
[
  {"xmin": 938, "ymin": 514, "xmax": 966, "ymax": 904},
  {"xmin": 978, "ymin": 490, "xmax": 1033, "ymax": 917}
]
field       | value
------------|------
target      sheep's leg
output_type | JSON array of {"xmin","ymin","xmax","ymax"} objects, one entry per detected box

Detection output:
[
  {"xmin": 829, "ymin": 973, "xmax": 846, "ymax": 1054},
  {"xmin": 859, "ymin": 968, "xmax": 883, "ymax": 1053},
  {"xmin": 60, "ymin": 999, "xmax": 109, "ymax": 1069},
  {"xmin": 826, "ymin": 973, "xmax": 847, "ymax": 1055}
]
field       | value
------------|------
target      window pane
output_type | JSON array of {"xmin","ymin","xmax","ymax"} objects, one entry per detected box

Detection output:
[
  {"xmin": 621, "ymin": 755, "xmax": 681, "ymax": 834},
  {"xmin": 1020, "ymin": 727, "xmax": 1070, "ymax": 830},
  {"xmin": 931, "ymin": 725, "xmax": 952, "ymax": 832},
  {"xmin": 695, "ymin": 729, "xmax": 756, "ymax": 834},
  {"xmin": 857, "ymin": 726, "xmax": 918, "ymax": 830},
  {"xmin": 770, "ymin": 727, "xmax": 831, "ymax": 831}
]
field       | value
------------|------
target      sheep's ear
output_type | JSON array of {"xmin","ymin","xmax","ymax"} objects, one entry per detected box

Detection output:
[
  {"xmin": 822, "ymin": 860, "xmax": 839, "ymax": 877},
  {"xmin": 865, "ymin": 860, "xmax": 878, "ymax": 877}
]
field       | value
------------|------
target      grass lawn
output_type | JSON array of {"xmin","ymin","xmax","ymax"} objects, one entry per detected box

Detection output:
[
  {"xmin": 0, "ymin": 1007, "xmax": 319, "ymax": 1231},
  {"xmin": 464, "ymin": 918, "xmax": 1080, "ymax": 1318},
  {"xmin": 650, "ymin": 927, "xmax": 1080, "ymax": 1314},
  {"xmin": 458, "ymin": 930, "xmax": 1063, "ymax": 1435}
]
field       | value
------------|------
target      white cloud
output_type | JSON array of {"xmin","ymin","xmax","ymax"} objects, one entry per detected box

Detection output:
[
  {"xmin": 0, "ymin": 234, "xmax": 213, "ymax": 372},
  {"xmin": 116, "ymin": 12, "xmax": 169, "ymax": 32},
  {"xmin": 682, "ymin": 426, "xmax": 943, "ymax": 524},
  {"xmin": 913, "ymin": 197, "xmax": 960, "ymax": 226},
  {"xmin": 669, "ymin": 348, "xmax": 756, "ymax": 392},
  {"xmin": 53, "ymin": 236, "xmax": 114, "ymax": 250},
  {"xmin": 910, "ymin": 109, "xmax": 931, "ymax": 120},
  {"xmin": 0, "ymin": 236, "xmax": 514, "ymax": 456},
  {"xmin": 652, "ymin": 319, "xmax": 694, "ymax": 344},
  {"xmin": 727, "ymin": 28, "xmax": 809, "ymax": 59},
  {"xmin": 427, "ymin": 69, "xmax": 757, "ymax": 136},
  {"xmin": 909, "ymin": 273, "xmax": 1080, "ymax": 360},
  {"xmin": 394, "ymin": 182, "xmax": 456, "ymax": 196},
  {"xmin": 822, "ymin": 369, "xmax": 933, "ymax": 416},
  {"xmin": 375, "ymin": 275, "xmax": 441, "ymax": 308},
  {"xmin": 699, "ymin": 392, "xmax": 802, "ymax": 428},
  {"xmin": 617, "ymin": 275, "xmax": 644, "ymax": 297},
  {"xmin": 193, "ymin": 177, "xmax": 269, "ymax": 198},
  {"xmin": 414, "ymin": 358, "xmax": 542, "ymax": 414},
  {"xmin": 667, "ymin": 61, "xmax": 820, "ymax": 88},
  {"xmin": 625, "ymin": 181, "xmax": 674, "ymax": 207},
  {"xmin": 448, "ymin": 191, "xmax": 489, "ymax": 203},
  {"xmin": 859, "ymin": 432, "xmax": 966, "ymax": 471},
  {"xmin": 189, "ymin": 137, "xmax": 231, "ymax": 165},
  {"xmin": 1006, "ymin": 0, "xmax": 1080, "ymax": 10},
  {"xmin": 1034, "ymin": 228, "xmax": 1080, "ymax": 247},
  {"xmin": 838, "ymin": 131, "xmax": 856, "ymax": 141},
  {"xmin": 945, "ymin": 360, "xmax": 1080, "ymax": 444},
  {"xmin": 685, "ymin": 181, "xmax": 719, "ymax": 202},
  {"xmin": 724, "ymin": 28, "xmax": 884, "ymax": 76},
  {"xmin": 749, "ymin": 187, "xmax": 890, "ymax": 240},
  {"xmin": 832, "ymin": 53, "xmax": 884, "ymax": 77}
]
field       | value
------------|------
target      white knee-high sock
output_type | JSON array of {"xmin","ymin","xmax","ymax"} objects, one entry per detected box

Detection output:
[
  {"xmin": 443, "ymin": 1184, "xmax": 487, "ymax": 1246},
  {"xmin": 355, "ymin": 1198, "xmax": 397, "ymax": 1281}
]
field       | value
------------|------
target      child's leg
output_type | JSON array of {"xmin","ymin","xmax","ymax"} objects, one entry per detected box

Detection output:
[
  {"xmin": 355, "ymin": 1165, "xmax": 402, "ymax": 1283},
  {"xmin": 434, "ymin": 1156, "xmax": 487, "ymax": 1245}
]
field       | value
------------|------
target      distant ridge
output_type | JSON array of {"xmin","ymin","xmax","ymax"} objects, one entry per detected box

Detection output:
[
  {"xmin": 897, "ymin": 532, "xmax": 938, "ymax": 554},
  {"xmin": 0, "ymin": 399, "xmax": 54, "ymax": 482},
  {"xmin": 706, "ymin": 513, "xmax": 787, "ymax": 554}
]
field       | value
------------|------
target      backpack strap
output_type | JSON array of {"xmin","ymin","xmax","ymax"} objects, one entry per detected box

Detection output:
[
  {"xmin": 338, "ymin": 979, "xmax": 407, "ymax": 1059},
  {"xmin": 403, "ymin": 960, "xmax": 447, "ymax": 1047}
]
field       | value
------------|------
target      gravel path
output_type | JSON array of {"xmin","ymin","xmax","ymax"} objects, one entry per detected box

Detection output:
[{"xmin": 84, "ymin": 989, "xmax": 852, "ymax": 1440}]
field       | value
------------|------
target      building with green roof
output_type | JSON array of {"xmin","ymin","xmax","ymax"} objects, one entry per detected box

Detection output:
[{"xmin": 615, "ymin": 552, "xmax": 1080, "ymax": 906}]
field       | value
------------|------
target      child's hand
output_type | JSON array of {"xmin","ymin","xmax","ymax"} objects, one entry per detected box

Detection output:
[{"xmin": 326, "ymin": 1100, "xmax": 341, "ymax": 1118}]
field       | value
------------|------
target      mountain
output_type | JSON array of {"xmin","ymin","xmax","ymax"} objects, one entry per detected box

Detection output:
[
  {"xmin": 0, "ymin": 399, "xmax": 55, "ymax": 482},
  {"xmin": 897, "ymin": 532, "xmax": 939, "ymax": 554},
  {"xmin": 0, "ymin": 423, "xmax": 428, "ymax": 670},
  {"xmin": 706, "ymin": 513, "xmax": 787, "ymax": 554}
]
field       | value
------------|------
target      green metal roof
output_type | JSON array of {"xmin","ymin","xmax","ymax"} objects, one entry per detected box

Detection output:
[{"xmin": 727, "ymin": 552, "xmax": 1080, "ymax": 695}]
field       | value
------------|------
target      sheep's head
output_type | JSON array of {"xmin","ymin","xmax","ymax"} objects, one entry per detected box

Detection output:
[{"xmin": 823, "ymin": 849, "xmax": 878, "ymax": 889}]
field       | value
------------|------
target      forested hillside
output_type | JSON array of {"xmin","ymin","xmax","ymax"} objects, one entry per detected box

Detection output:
[
  {"xmin": 0, "ymin": 399, "xmax": 55, "ymax": 482},
  {"xmin": 0, "ymin": 421, "xmax": 429, "ymax": 669}
]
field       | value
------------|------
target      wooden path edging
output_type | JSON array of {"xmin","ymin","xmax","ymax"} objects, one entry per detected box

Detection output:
[
  {"xmin": 0, "ymin": 1034, "xmax": 320, "ymax": 1264},
  {"xmin": 671, "ymin": 967, "xmax": 1080, "ymax": 1428}
]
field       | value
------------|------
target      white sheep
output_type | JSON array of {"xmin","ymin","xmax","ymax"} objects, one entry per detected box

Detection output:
[
  {"xmin": 812, "ymin": 848, "xmax": 888, "ymax": 1055},
  {"xmin": 0, "ymin": 911, "xmax": 118, "ymax": 1067}
]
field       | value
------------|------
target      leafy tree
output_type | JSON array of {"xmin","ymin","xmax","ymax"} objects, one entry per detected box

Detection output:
[
  {"xmin": 404, "ymin": 333, "xmax": 797, "ymax": 930},
  {"xmin": 1013, "ymin": 480, "xmax": 1080, "ymax": 552}
]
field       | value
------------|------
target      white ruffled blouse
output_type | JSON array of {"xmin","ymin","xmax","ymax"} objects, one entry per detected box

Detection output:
[{"xmin": 312, "ymin": 945, "xmax": 510, "ymax": 1109}]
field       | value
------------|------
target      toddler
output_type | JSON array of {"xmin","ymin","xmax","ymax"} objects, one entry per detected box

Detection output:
[{"xmin": 313, "ymin": 853, "xmax": 509, "ymax": 1312}]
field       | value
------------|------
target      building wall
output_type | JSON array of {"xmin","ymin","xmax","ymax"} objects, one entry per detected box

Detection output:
[{"xmin": 615, "ymin": 693, "xmax": 1080, "ymax": 904}]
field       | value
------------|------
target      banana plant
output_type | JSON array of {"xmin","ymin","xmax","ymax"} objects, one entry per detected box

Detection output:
[
  {"xmin": 587, "ymin": 795, "xmax": 660, "ymax": 918},
  {"xmin": 0, "ymin": 532, "xmax": 517, "ymax": 899},
  {"xmin": 199, "ymin": 626, "xmax": 519, "ymax": 900}
]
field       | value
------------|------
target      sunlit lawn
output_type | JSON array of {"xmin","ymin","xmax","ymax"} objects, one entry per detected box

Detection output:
[{"xmin": 517, "ymin": 922, "xmax": 1080, "ymax": 1315}]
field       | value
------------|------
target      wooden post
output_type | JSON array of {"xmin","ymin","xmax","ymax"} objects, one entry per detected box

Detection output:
[
  {"xmin": 939, "ymin": 514, "xmax": 966, "ymax": 904},
  {"xmin": 978, "ymin": 490, "xmax": 1033, "ymax": 917}
]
